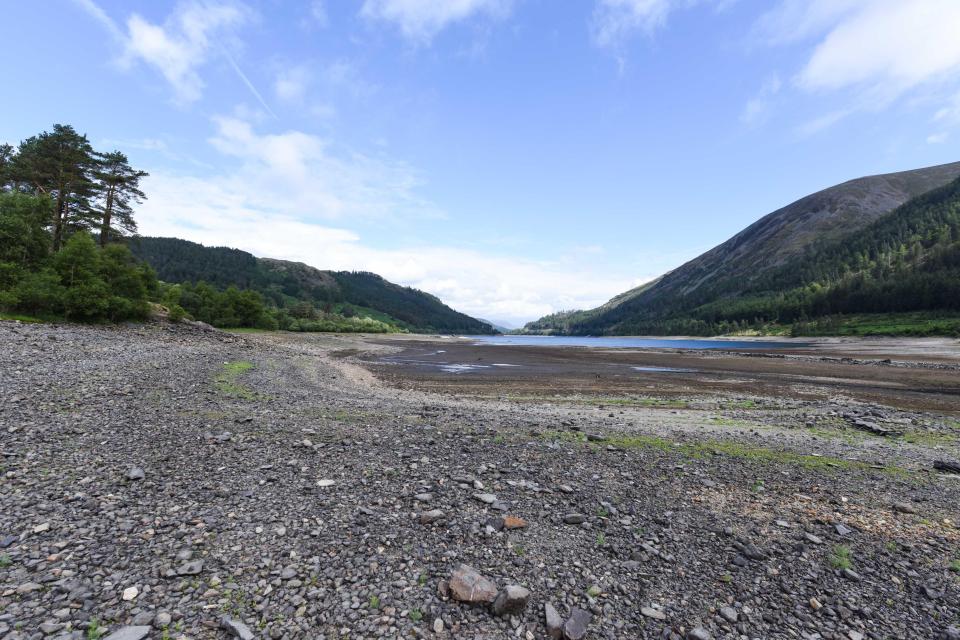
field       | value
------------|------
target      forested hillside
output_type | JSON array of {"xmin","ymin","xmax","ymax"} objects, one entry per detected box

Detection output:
[
  {"xmin": 524, "ymin": 163, "xmax": 960, "ymax": 336},
  {"xmin": 130, "ymin": 237, "xmax": 493, "ymax": 334}
]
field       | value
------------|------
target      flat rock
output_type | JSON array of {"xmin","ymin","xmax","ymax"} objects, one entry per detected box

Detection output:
[
  {"xmin": 544, "ymin": 603, "xmax": 563, "ymax": 640},
  {"xmin": 641, "ymin": 607, "xmax": 666, "ymax": 620},
  {"xmin": 503, "ymin": 515, "xmax": 528, "ymax": 529},
  {"xmin": 448, "ymin": 564, "xmax": 498, "ymax": 604},
  {"xmin": 221, "ymin": 616, "xmax": 255, "ymax": 640},
  {"xmin": 102, "ymin": 627, "xmax": 151, "ymax": 640},
  {"xmin": 491, "ymin": 585, "xmax": 530, "ymax": 616},
  {"xmin": 127, "ymin": 467, "xmax": 145, "ymax": 481},
  {"xmin": 563, "ymin": 513, "xmax": 587, "ymax": 525},
  {"xmin": 687, "ymin": 629, "xmax": 712, "ymax": 640},
  {"xmin": 473, "ymin": 493, "xmax": 497, "ymax": 504},
  {"xmin": 563, "ymin": 607, "xmax": 591, "ymax": 640},
  {"xmin": 419, "ymin": 509, "xmax": 446, "ymax": 524}
]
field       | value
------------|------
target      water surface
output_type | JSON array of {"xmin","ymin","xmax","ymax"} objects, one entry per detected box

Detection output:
[{"xmin": 466, "ymin": 335, "xmax": 805, "ymax": 350}]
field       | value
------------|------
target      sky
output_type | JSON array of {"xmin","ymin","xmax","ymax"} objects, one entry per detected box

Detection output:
[{"xmin": 3, "ymin": 0, "xmax": 960, "ymax": 327}]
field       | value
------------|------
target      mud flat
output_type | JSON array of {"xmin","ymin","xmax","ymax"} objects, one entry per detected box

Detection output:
[{"xmin": 1, "ymin": 323, "xmax": 959, "ymax": 640}]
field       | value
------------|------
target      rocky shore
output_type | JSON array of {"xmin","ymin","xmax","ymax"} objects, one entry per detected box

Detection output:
[{"xmin": 1, "ymin": 322, "xmax": 958, "ymax": 640}]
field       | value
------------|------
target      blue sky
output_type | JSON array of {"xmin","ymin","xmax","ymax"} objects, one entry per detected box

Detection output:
[{"xmin": 4, "ymin": 0, "xmax": 960, "ymax": 326}]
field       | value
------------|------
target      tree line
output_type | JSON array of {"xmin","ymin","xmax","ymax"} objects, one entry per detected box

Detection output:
[{"xmin": 0, "ymin": 125, "xmax": 157, "ymax": 320}]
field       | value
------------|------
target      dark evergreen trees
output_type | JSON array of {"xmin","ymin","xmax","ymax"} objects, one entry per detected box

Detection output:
[{"xmin": 92, "ymin": 151, "xmax": 148, "ymax": 246}]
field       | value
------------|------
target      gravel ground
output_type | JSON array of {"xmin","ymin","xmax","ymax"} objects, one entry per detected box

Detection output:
[{"xmin": 1, "ymin": 321, "xmax": 959, "ymax": 640}]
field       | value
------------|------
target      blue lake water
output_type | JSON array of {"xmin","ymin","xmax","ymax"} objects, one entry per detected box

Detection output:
[{"xmin": 465, "ymin": 335, "xmax": 806, "ymax": 350}]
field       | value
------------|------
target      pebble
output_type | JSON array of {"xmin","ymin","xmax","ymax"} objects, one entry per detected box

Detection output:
[
  {"xmin": 563, "ymin": 607, "xmax": 591, "ymax": 640},
  {"xmin": 448, "ymin": 564, "xmax": 498, "ymax": 604},
  {"xmin": 102, "ymin": 627, "xmax": 151, "ymax": 640}
]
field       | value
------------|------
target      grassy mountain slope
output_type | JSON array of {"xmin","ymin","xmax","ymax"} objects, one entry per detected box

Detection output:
[
  {"xmin": 525, "ymin": 161, "xmax": 960, "ymax": 336},
  {"xmin": 130, "ymin": 237, "xmax": 492, "ymax": 334}
]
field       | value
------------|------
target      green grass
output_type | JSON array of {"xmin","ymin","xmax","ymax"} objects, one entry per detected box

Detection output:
[
  {"xmin": 408, "ymin": 609, "xmax": 423, "ymax": 622},
  {"xmin": 950, "ymin": 559, "xmax": 960, "ymax": 573},
  {"xmin": 830, "ymin": 545, "xmax": 853, "ymax": 570},
  {"xmin": 596, "ymin": 532, "xmax": 606, "ymax": 546},
  {"xmin": 0, "ymin": 554, "xmax": 11, "ymax": 567},
  {"xmin": 793, "ymin": 312, "xmax": 960, "ymax": 337},
  {"xmin": 368, "ymin": 595, "xmax": 380, "ymax": 609},
  {"xmin": 494, "ymin": 394, "xmax": 690, "ymax": 409},
  {"xmin": 586, "ymin": 585, "xmax": 602, "ymax": 598},
  {"xmin": 86, "ymin": 620, "xmax": 104, "ymax": 640},
  {"xmin": 542, "ymin": 430, "xmax": 912, "ymax": 476},
  {"xmin": 0, "ymin": 312, "xmax": 47, "ymax": 323},
  {"xmin": 214, "ymin": 361, "xmax": 256, "ymax": 399},
  {"xmin": 899, "ymin": 430, "xmax": 959, "ymax": 447}
]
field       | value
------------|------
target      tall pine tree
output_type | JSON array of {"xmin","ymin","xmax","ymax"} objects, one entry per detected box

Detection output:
[
  {"xmin": 13, "ymin": 125, "xmax": 97, "ymax": 250},
  {"xmin": 93, "ymin": 151, "xmax": 148, "ymax": 246}
]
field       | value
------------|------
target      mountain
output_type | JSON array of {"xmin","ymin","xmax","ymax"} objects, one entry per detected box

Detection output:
[
  {"xmin": 524, "ymin": 161, "xmax": 960, "ymax": 336},
  {"xmin": 129, "ymin": 237, "xmax": 493, "ymax": 334}
]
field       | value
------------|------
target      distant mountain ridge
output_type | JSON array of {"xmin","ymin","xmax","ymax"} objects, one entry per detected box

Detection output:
[
  {"xmin": 524, "ymin": 160, "xmax": 960, "ymax": 335},
  {"xmin": 130, "ymin": 237, "xmax": 493, "ymax": 334}
]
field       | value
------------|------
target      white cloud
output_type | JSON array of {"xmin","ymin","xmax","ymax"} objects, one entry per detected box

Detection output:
[
  {"xmin": 120, "ymin": 1, "xmax": 251, "ymax": 103},
  {"xmin": 204, "ymin": 115, "xmax": 436, "ymax": 221},
  {"xmin": 310, "ymin": 1, "xmax": 329, "ymax": 27},
  {"xmin": 274, "ymin": 66, "xmax": 310, "ymax": 103},
  {"xmin": 360, "ymin": 0, "xmax": 513, "ymax": 43},
  {"xmin": 591, "ymin": 0, "xmax": 681, "ymax": 47},
  {"xmin": 741, "ymin": 74, "xmax": 781, "ymax": 126},
  {"xmin": 927, "ymin": 132, "xmax": 949, "ymax": 145},
  {"xmin": 134, "ymin": 116, "xmax": 638, "ymax": 325},
  {"xmin": 758, "ymin": 0, "xmax": 960, "ymax": 135}
]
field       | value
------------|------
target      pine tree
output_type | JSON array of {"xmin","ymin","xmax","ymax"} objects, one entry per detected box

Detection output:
[
  {"xmin": 12, "ymin": 125, "xmax": 97, "ymax": 250},
  {"xmin": 92, "ymin": 151, "xmax": 148, "ymax": 246}
]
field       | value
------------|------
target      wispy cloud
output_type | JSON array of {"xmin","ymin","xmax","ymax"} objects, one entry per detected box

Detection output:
[
  {"xmin": 135, "ymin": 115, "xmax": 638, "ymax": 324},
  {"xmin": 741, "ymin": 74, "xmax": 782, "ymax": 126},
  {"xmin": 360, "ymin": 0, "xmax": 514, "ymax": 43},
  {"xmin": 757, "ymin": 0, "xmax": 960, "ymax": 135},
  {"xmin": 73, "ymin": 0, "xmax": 275, "ymax": 111}
]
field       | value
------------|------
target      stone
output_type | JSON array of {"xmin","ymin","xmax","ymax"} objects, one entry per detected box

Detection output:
[
  {"xmin": 177, "ymin": 560, "xmax": 203, "ymax": 576},
  {"xmin": 33, "ymin": 523, "xmax": 50, "ymax": 534},
  {"xmin": 563, "ymin": 513, "xmax": 587, "ymax": 525},
  {"xmin": 433, "ymin": 617, "xmax": 444, "ymax": 634},
  {"xmin": 474, "ymin": 493, "xmax": 497, "ymax": 504},
  {"xmin": 640, "ymin": 607, "xmax": 666, "ymax": 621},
  {"xmin": 544, "ymin": 603, "xmax": 563, "ymax": 640},
  {"xmin": 835, "ymin": 523, "xmax": 852, "ymax": 536},
  {"xmin": 127, "ymin": 467, "xmax": 145, "ymax": 481},
  {"xmin": 154, "ymin": 613, "xmax": 172, "ymax": 629},
  {"xmin": 102, "ymin": 627, "xmax": 151, "ymax": 640},
  {"xmin": 558, "ymin": 485, "xmax": 574, "ymax": 493},
  {"xmin": 420, "ymin": 509, "xmax": 446, "ymax": 524},
  {"xmin": 491, "ymin": 585, "xmax": 531, "ymax": 616},
  {"xmin": 448, "ymin": 564, "xmax": 498, "ymax": 604},
  {"xmin": 503, "ymin": 515, "xmax": 528, "ymax": 529},
  {"xmin": 317, "ymin": 479, "xmax": 335, "ymax": 487},
  {"xmin": 563, "ymin": 607, "xmax": 591, "ymax": 640},
  {"xmin": 719, "ymin": 606, "xmax": 738, "ymax": 623},
  {"xmin": 221, "ymin": 616, "xmax": 255, "ymax": 640},
  {"xmin": 804, "ymin": 533, "xmax": 823, "ymax": 545},
  {"xmin": 121, "ymin": 586, "xmax": 139, "ymax": 601},
  {"xmin": 687, "ymin": 629, "xmax": 712, "ymax": 640},
  {"xmin": 414, "ymin": 493, "xmax": 434, "ymax": 502},
  {"xmin": 893, "ymin": 502, "xmax": 917, "ymax": 514}
]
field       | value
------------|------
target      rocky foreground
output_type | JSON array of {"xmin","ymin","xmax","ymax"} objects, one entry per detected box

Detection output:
[{"xmin": 1, "ymin": 322, "xmax": 959, "ymax": 640}]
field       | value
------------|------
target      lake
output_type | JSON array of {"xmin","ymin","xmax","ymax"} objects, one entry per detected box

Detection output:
[{"xmin": 465, "ymin": 335, "xmax": 805, "ymax": 350}]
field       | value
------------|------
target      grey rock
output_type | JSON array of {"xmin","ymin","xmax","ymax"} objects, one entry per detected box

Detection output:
[
  {"xmin": 563, "ymin": 607, "xmax": 591, "ymax": 640},
  {"xmin": 835, "ymin": 523, "xmax": 853, "ymax": 536},
  {"xmin": 154, "ymin": 613, "xmax": 172, "ymax": 629},
  {"xmin": 640, "ymin": 607, "xmax": 666, "ymax": 621},
  {"xmin": 544, "ymin": 603, "xmax": 563, "ymax": 640},
  {"xmin": 491, "ymin": 585, "xmax": 530, "ymax": 616},
  {"xmin": 221, "ymin": 616, "xmax": 255, "ymax": 640},
  {"xmin": 563, "ymin": 513, "xmax": 587, "ymax": 525},
  {"xmin": 420, "ymin": 509, "xmax": 446, "ymax": 524},
  {"xmin": 893, "ymin": 502, "xmax": 917, "ymax": 514},
  {"xmin": 177, "ymin": 560, "xmax": 203, "ymax": 575},
  {"xmin": 127, "ymin": 466, "xmax": 145, "ymax": 481},
  {"xmin": 687, "ymin": 629, "xmax": 712, "ymax": 640},
  {"xmin": 719, "ymin": 606, "xmax": 738, "ymax": 622},
  {"xmin": 102, "ymin": 627, "xmax": 151, "ymax": 640},
  {"xmin": 473, "ymin": 493, "xmax": 497, "ymax": 504}
]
